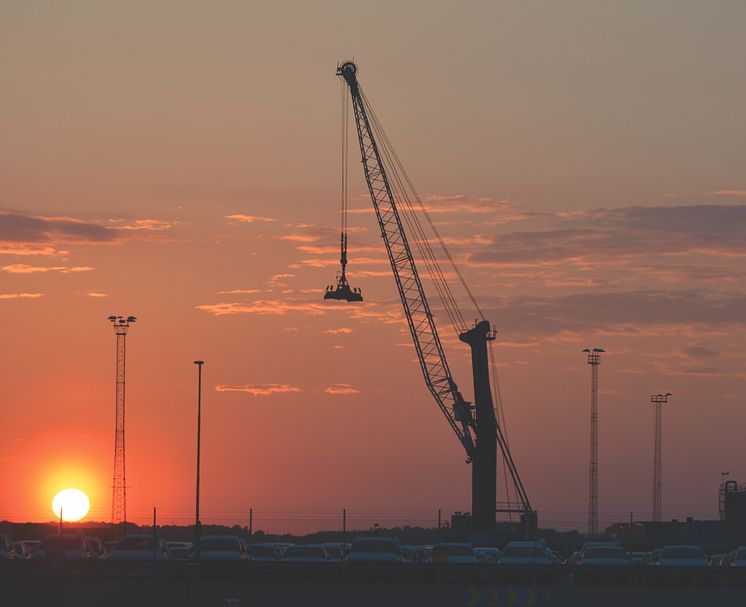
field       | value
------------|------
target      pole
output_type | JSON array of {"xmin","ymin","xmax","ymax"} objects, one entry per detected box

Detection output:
[
  {"xmin": 194, "ymin": 360, "xmax": 204, "ymax": 560},
  {"xmin": 342, "ymin": 508, "xmax": 347, "ymax": 546},
  {"xmin": 153, "ymin": 507, "xmax": 157, "ymax": 560},
  {"xmin": 249, "ymin": 508, "xmax": 253, "ymax": 548},
  {"xmin": 58, "ymin": 507, "xmax": 62, "ymax": 536}
]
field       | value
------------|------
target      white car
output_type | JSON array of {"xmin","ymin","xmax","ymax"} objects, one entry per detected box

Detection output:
[
  {"xmin": 32, "ymin": 535, "xmax": 90, "ymax": 560},
  {"xmin": 281, "ymin": 545, "xmax": 329, "ymax": 563},
  {"xmin": 107, "ymin": 535, "xmax": 169, "ymax": 560},
  {"xmin": 248, "ymin": 543, "xmax": 281, "ymax": 561},
  {"xmin": 346, "ymin": 537, "xmax": 400, "ymax": 563},
  {"xmin": 198, "ymin": 535, "xmax": 248, "ymax": 561},
  {"xmin": 431, "ymin": 543, "xmax": 479, "ymax": 565},
  {"xmin": 656, "ymin": 545, "xmax": 708, "ymax": 567},
  {"xmin": 499, "ymin": 541, "xmax": 555, "ymax": 565},
  {"xmin": 579, "ymin": 545, "xmax": 631, "ymax": 566}
]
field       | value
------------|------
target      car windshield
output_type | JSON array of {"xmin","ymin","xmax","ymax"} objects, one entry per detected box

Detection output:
[
  {"xmin": 40, "ymin": 537, "xmax": 83, "ymax": 551},
  {"xmin": 503, "ymin": 547, "xmax": 545, "ymax": 558},
  {"xmin": 250, "ymin": 546, "xmax": 276, "ymax": 557},
  {"xmin": 286, "ymin": 546, "xmax": 325, "ymax": 558},
  {"xmin": 351, "ymin": 540, "xmax": 395, "ymax": 553},
  {"xmin": 585, "ymin": 548, "xmax": 625, "ymax": 559},
  {"xmin": 662, "ymin": 548, "xmax": 705, "ymax": 559},
  {"xmin": 443, "ymin": 545, "xmax": 474, "ymax": 556},
  {"xmin": 116, "ymin": 537, "xmax": 156, "ymax": 551},
  {"xmin": 201, "ymin": 538, "xmax": 240, "ymax": 551}
]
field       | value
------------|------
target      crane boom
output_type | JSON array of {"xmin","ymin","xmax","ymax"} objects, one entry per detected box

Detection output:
[
  {"xmin": 337, "ymin": 61, "xmax": 476, "ymax": 457},
  {"xmin": 337, "ymin": 60, "xmax": 535, "ymax": 534}
]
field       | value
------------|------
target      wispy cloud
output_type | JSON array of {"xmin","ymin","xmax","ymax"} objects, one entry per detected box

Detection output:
[
  {"xmin": 0, "ymin": 293, "xmax": 44, "ymax": 300},
  {"xmin": 215, "ymin": 384, "xmax": 301, "ymax": 396},
  {"xmin": 1, "ymin": 264, "xmax": 94, "ymax": 274},
  {"xmin": 196, "ymin": 299, "xmax": 331, "ymax": 316},
  {"xmin": 114, "ymin": 218, "xmax": 173, "ymax": 231},
  {"xmin": 324, "ymin": 383, "xmax": 360, "ymax": 395},
  {"xmin": 711, "ymin": 190, "xmax": 746, "ymax": 197},
  {"xmin": 86, "ymin": 291, "xmax": 109, "ymax": 298},
  {"xmin": 324, "ymin": 327, "xmax": 353, "ymax": 334},
  {"xmin": 348, "ymin": 194, "xmax": 510, "ymax": 216},
  {"xmin": 225, "ymin": 214, "xmax": 276, "ymax": 223},
  {"xmin": 217, "ymin": 289, "xmax": 262, "ymax": 295}
]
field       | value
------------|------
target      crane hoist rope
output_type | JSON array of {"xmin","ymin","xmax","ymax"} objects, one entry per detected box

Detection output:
[
  {"xmin": 323, "ymin": 80, "xmax": 363, "ymax": 302},
  {"xmin": 334, "ymin": 60, "xmax": 535, "ymax": 532}
]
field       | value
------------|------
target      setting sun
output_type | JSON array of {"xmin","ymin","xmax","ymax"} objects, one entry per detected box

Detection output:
[{"xmin": 52, "ymin": 488, "xmax": 90, "ymax": 522}]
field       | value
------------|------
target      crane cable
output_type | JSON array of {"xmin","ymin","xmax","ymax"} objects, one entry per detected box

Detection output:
[
  {"xmin": 358, "ymin": 87, "xmax": 518, "ymax": 508},
  {"xmin": 361, "ymin": 88, "xmax": 467, "ymax": 335},
  {"xmin": 341, "ymin": 80, "xmax": 349, "ymax": 264}
]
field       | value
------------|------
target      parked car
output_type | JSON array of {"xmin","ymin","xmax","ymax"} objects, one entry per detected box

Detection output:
[
  {"xmin": 12, "ymin": 541, "xmax": 37, "ymax": 559},
  {"xmin": 431, "ymin": 543, "xmax": 479, "ymax": 565},
  {"xmin": 499, "ymin": 541, "xmax": 555, "ymax": 565},
  {"xmin": 346, "ymin": 537, "xmax": 400, "ymax": 563},
  {"xmin": 474, "ymin": 547, "xmax": 501, "ymax": 565},
  {"xmin": 32, "ymin": 535, "xmax": 90, "ymax": 560},
  {"xmin": 322, "ymin": 543, "xmax": 345, "ymax": 562},
  {"xmin": 627, "ymin": 551, "xmax": 648, "ymax": 565},
  {"xmin": 85, "ymin": 537, "xmax": 108, "ymax": 559},
  {"xmin": 198, "ymin": 535, "xmax": 248, "ymax": 561},
  {"xmin": 0, "ymin": 534, "xmax": 18, "ymax": 559},
  {"xmin": 167, "ymin": 542, "xmax": 193, "ymax": 561},
  {"xmin": 656, "ymin": 545, "xmax": 708, "ymax": 567},
  {"xmin": 281, "ymin": 544, "xmax": 329, "ymax": 563},
  {"xmin": 107, "ymin": 535, "xmax": 169, "ymax": 560},
  {"xmin": 578, "ymin": 545, "xmax": 631, "ymax": 566},
  {"xmin": 728, "ymin": 547, "xmax": 746, "ymax": 567},
  {"xmin": 647, "ymin": 549, "xmax": 663, "ymax": 566},
  {"xmin": 247, "ymin": 543, "xmax": 282, "ymax": 562}
]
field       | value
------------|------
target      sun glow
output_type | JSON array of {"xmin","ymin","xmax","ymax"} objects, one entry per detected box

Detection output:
[{"xmin": 52, "ymin": 488, "xmax": 90, "ymax": 522}]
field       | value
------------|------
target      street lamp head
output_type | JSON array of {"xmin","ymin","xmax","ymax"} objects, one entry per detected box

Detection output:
[
  {"xmin": 107, "ymin": 315, "xmax": 117, "ymax": 322},
  {"xmin": 127, "ymin": 316, "xmax": 137, "ymax": 323},
  {"xmin": 593, "ymin": 348, "xmax": 605, "ymax": 353},
  {"xmin": 582, "ymin": 348, "xmax": 590, "ymax": 353},
  {"xmin": 193, "ymin": 360, "xmax": 204, "ymax": 366}
]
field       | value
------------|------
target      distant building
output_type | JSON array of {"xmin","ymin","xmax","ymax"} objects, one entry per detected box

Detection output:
[{"xmin": 606, "ymin": 519, "xmax": 724, "ymax": 552}]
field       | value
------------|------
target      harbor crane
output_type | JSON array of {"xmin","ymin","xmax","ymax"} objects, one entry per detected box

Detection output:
[{"xmin": 334, "ymin": 61, "xmax": 535, "ymax": 536}]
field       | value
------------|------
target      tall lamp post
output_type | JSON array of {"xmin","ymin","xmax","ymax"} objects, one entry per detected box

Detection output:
[{"xmin": 194, "ymin": 360, "xmax": 204, "ymax": 560}]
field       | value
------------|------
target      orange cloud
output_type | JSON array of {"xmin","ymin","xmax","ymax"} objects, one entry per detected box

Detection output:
[
  {"xmin": 215, "ymin": 384, "xmax": 301, "ymax": 396},
  {"xmin": 225, "ymin": 214, "xmax": 275, "ymax": 223},
  {"xmin": 0, "ymin": 293, "xmax": 44, "ymax": 300},
  {"xmin": 324, "ymin": 384, "xmax": 360, "ymax": 395},
  {"xmin": 1, "ymin": 264, "xmax": 94, "ymax": 274}
]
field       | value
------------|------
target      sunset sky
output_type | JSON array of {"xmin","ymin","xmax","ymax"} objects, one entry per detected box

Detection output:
[{"xmin": 2, "ymin": 2, "xmax": 745, "ymax": 532}]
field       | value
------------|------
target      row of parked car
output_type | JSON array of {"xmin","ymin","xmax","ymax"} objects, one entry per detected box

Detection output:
[
  {"xmin": 3, "ymin": 532, "xmax": 745, "ymax": 567},
  {"xmin": 568, "ymin": 542, "xmax": 746, "ymax": 568}
]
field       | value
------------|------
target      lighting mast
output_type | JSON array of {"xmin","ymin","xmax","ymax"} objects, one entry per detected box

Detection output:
[
  {"xmin": 651, "ymin": 392, "xmax": 671, "ymax": 522},
  {"xmin": 582, "ymin": 348, "xmax": 603, "ymax": 537},
  {"xmin": 108, "ymin": 315, "xmax": 136, "ymax": 525}
]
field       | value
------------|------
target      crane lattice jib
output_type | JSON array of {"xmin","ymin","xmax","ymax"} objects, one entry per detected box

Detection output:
[{"xmin": 338, "ymin": 62, "xmax": 476, "ymax": 457}]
